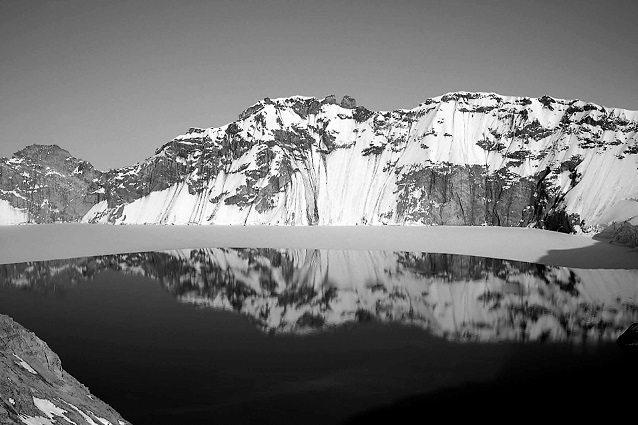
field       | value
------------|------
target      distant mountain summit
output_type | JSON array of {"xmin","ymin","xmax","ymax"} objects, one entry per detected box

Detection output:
[
  {"xmin": 1, "ymin": 92, "xmax": 637, "ymax": 231},
  {"xmin": 0, "ymin": 144, "xmax": 101, "ymax": 223}
]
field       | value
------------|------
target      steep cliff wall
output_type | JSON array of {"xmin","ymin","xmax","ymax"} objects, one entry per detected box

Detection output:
[
  {"xmin": 83, "ymin": 93, "xmax": 638, "ymax": 230},
  {"xmin": 2, "ymin": 92, "xmax": 636, "ymax": 231}
]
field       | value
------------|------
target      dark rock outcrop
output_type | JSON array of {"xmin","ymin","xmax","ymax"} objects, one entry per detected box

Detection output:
[
  {"xmin": 340, "ymin": 95, "xmax": 357, "ymax": 109},
  {"xmin": 0, "ymin": 314, "xmax": 129, "ymax": 424}
]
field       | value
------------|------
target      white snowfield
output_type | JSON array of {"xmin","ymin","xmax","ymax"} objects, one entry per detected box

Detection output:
[
  {"xmin": 0, "ymin": 199, "xmax": 29, "ymax": 225},
  {"xmin": 0, "ymin": 224, "xmax": 636, "ymax": 269},
  {"xmin": 77, "ymin": 92, "xmax": 638, "ymax": 228}
]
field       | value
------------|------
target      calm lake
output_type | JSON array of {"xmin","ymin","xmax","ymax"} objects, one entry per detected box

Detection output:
[{"xmin": 1, "ymin": 248, "xmax": 637, "ymax": 424}]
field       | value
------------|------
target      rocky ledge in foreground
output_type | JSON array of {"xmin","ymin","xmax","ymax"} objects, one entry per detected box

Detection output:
[{"xmin": 0, "ymin": 314, "xmax": 128, "ymax": 425}]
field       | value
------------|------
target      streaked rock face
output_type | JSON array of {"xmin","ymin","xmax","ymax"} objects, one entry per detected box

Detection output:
[
  {"xmin": 2, "ymin": 92, "xmax": 637, "ymax": 230},
  {"xmin": 0, "ymin": 314, "xmax": 129, "ymax": 424}
]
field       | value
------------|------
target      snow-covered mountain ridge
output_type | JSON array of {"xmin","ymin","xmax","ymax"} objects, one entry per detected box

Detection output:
[{"xmin": 2, "ymin": 92, "xmax": 637, "ymax": 231}]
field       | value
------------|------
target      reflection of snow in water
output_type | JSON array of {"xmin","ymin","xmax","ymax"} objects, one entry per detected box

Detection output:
[
  {"xmin": 3, "ymin": 248, "xmax": 637, "ymax": 343},
  {"xmin": 167, "ymin": 249, "xmax": 638, "ymax": 342}
]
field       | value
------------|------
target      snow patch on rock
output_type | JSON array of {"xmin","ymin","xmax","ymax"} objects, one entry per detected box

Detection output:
[{"xmin": 0, "ymin": 199, "xmax": 29, "ymax": 225}]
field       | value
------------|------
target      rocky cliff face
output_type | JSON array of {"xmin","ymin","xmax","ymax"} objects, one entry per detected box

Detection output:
[
  {"xmin": 0, "ymin": 145, "xmax": 103, "ymax": 223},
  {"xmin": 3, "ymin": 249, "xmax": 637, "ymax": 343},
  {"xmin": 2, "ymin": 92, "xmax": 637, "ymax": 231},
  {"xmin": 0, "ymin": 314, "xmax": 128, "ymax": 424}
]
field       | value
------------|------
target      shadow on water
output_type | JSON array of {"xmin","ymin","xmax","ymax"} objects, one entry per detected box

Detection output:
[
  {"xmin": 537, "ymin": 235, "xmax": 638, "ymax": 269},
  {"xmin": 342, "ymin": 341, "xmax": 638, "ymax": 423}
]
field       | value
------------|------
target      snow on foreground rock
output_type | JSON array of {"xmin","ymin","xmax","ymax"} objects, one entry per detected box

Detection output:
[
  {"xmin": 0, "ymin": 314, "xmax": 129, "ymax": 425},
  {"xmin": 1, "ymin": 92, "xmax": 636, "ymax": 232}
]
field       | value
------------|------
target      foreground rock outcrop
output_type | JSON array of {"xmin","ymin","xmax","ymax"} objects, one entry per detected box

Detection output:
[
  {"xmin": 0, "ymin": 314, "xmax": 128, "ymax": 425},
  {"xmin": 1, "ymin": 92, "xmax": 637, "ymax": 231}
]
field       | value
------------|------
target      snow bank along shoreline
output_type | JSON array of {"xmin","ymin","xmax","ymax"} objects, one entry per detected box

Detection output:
[{"xmin": 0, "ymin": 224, "xmax": 636, "ymax": 269}]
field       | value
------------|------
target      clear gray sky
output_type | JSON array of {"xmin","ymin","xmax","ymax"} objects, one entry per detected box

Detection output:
[{"xmin": 1, "ymin": 0, "xmax": 637, "ymax": 170}]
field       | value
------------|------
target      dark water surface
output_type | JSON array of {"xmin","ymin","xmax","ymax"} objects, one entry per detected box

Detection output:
[{"xmin": 1, "ymin": 248, "xmax": 637, "ymax": 424}]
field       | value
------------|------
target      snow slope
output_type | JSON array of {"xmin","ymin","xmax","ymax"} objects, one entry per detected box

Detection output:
[
  {"xmin": 81, "ymin": 93, "xmax": 638, "ymax": 230},
  {"xmin": 0, "ymin": 199, "xmax": 28, "ymax": 225}
]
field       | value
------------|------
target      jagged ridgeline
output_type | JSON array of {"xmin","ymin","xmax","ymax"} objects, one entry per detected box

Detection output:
[{"xmin": 1, "ymin": 92, "xmax": 637, "ymax": 230}]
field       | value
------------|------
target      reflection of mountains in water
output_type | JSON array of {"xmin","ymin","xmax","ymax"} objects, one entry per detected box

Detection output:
[{"xmin": 2, "ymin": 248, "xmax": 637, "ymax": 342}]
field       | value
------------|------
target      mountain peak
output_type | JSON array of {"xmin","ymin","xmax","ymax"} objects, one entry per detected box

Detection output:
[
  {"xmin": 14, "ymin": 144, "xmax": 72, "ymax": 159},
  {"xmin": 340, "ymin": 95, "xmax": 357, "ymax": 109},
  {"xmin": 236, "ymin": 94, "xmax": 362, "ymax": 121}
]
